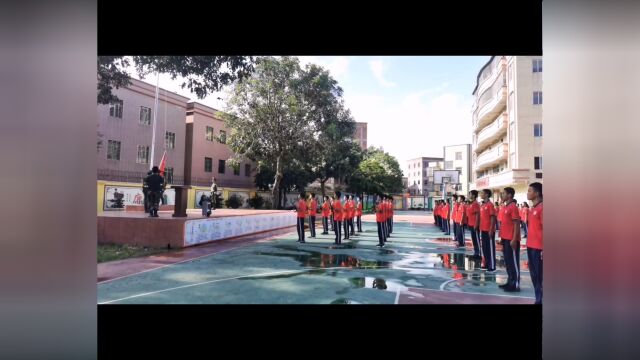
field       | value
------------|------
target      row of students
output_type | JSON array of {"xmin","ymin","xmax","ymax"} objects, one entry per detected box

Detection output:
[
  {"xmin": 374, "ymin": 195, "xmax": 394, "ymax": 247},
  {"xmin": 433, "ymin": 183, "xmax": 543, "ymax": 303},
  {"xmin": 295, "ymin": 191, "xmax": 364, "ymax": 245}
]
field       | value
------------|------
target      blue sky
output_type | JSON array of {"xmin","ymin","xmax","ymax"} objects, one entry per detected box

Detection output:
[{"xmin": 129, "ymin": 56, "xmax": 490, "ymax": 176}]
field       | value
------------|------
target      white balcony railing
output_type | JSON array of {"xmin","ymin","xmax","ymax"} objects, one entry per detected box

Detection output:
[
  {"xmin": 475, "ymin": 143, "xmax": 508, "ymax": 168},
  {"xmin": 476, "ymin": 112, "xmax": 508, "ymax": 149}
]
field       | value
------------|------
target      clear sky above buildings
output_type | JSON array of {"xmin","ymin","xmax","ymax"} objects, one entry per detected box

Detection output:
[{"xmin": 126, "ymin": 56, "xmax": 490, "ymax": 176}]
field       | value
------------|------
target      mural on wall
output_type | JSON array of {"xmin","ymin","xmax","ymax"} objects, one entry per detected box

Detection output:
[
  {"xmin": 104, "ymin": 186, "xmax": 175, "ymax": 210},
  {"xmin": 184, "ymin": 212, "xmax": 296, "ymax": 246}
]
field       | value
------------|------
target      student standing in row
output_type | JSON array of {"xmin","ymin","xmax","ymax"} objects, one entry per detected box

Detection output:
[
  {"xmin": 375, "ymin": 197, "xmax": 386, "ymax": 247},
  {"xmin": 479, "ymin": 189, "xmax": 497, "ymax": 272},
  {"xmin": 388, "ymin": 196, "xmax": 394, "ymax": 235},
  {"xmin": 526, "ymin": 182, "xmax": 543, "ymax": 304},
  {"xmin": 498, "ymin": 187, "xmax": 521, "ymax": 292},
  {"xmin": 455, "ymin": 195, "xmax": 467, "ymax": 248},
  {"xmin": 308, "ymin": 193, "xmax": 317, "ymax": 238},
  {"xmin": 356, "ymin": 196, "xmax": 363, "ymax": 233},
  {"xmin": 520, "ymin": 202, "xmax": 530, "ymax": 238},
  {"xmin": 295, "ymin": 192, "xmax": 307, "ymax": 243},
  {"xmin": 466, "ymin": 191, "xmax": 481, "ymax": 259},
  {"xmin": 343, "ymin": 195, "xmax": 352, "ymax": 240},
  {"xmin": 321, "ymin": 196, "xmax": 331, "ymax": 235},
  {"xmin": 451, "ymin": 195, "xmax": 460, "ymax": 241},
  {"xmin": 348, "ymin": 195, "xmax": 356, "ymax": 236},
  {"xmin": 333, "ymin": 192, "xmax": 343, "ymax": 245},
  {"xmin": 495, "ymin": 201, "xmax": 502, "ymax": 232},
  {"xmin": 443, "ymin": 199, "xmax": 451, "ymax": 235}
]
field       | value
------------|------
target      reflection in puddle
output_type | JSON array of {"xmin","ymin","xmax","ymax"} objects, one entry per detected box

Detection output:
[{"xmin": 347, "ymin": 277, "xmax": 409, "ymax": 293}]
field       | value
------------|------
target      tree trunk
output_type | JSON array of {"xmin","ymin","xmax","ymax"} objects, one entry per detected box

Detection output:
[{"xmin": 272, "ymin": 156, "xmax": 283, "ymax": 209}]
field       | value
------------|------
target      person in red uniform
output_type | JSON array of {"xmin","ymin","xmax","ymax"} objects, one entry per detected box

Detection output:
[
  {"xmin": 384, "ymin": 196, "xmax": 391, "ymax": 239},
  {"xmin": 375, "ymin": 196, "xmax": 386, "ymax": 247},
  {"xmin": 520, "ymin": 202, "xmax": 530, "ymax": 238},
  {"xmin": 498, "ymin": 187, "xmax": 522, "ymax": 292},
  {"xmin": 321, "ymin": 196, "xmax": 331, "ymax": 235},
  {"xmin": 442, "ymin": 199, "xmax": 451, "ymax": 235},
  {"xmin": 307, "ymin": 193, "xmax": 317, "ymax": 238},
  {"xmin": 388, "ymin": 196, "xmax": 394, "ymax": 235},
  {"xmin": 356, "ymin": 196, "xmax": 363, "ymax": 233},
  {"xmin": 454, "ymin": 195, "xmax": 467, "ymax": 247},
  {"xmin": 526, "ymin": 182, "xmax": 543, "ymax": 304},
  {"xmin": 332, "ymin": 191, "xmax": 343, "ymax": 245},
  {"xmin": 345, "ymin": 195, "xmax": 355, "ymax": 237},
  {"xmin": 495, "ymin": 200, "xmax": 503, "ymax": 232},
  {"xmin": 295, "ymin": 192, "xmax": 307, "ymax": 243},
  {"xmin": 479, "ymin": 189, "xmax": 497, "ymax": 272},
  {"xmin": 466, "ymin": 190, "xmax": 481, "ymax": 259}
]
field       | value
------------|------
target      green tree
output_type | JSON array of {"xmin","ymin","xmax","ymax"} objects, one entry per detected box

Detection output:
[
  {"xmin": 346, "ymin": 147, "xmax": 403, "ymax": 206},
  {"xmin": 221, "ymin": 57, "xmax": 323, "ymax": 208},
  {"xmin": 97, "ymin": 56, "xmax": 255, "ymax": 105}
]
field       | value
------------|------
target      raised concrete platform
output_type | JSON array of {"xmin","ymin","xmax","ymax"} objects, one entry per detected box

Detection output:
[{"xmin": 98, "ymin": 209, "xmax": 296, "ymax": 249}]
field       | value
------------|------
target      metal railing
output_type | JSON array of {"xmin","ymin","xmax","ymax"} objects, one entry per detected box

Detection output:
[{"xmin": 97, "ymin": 168, "xmax": 185, "ymax": 185}]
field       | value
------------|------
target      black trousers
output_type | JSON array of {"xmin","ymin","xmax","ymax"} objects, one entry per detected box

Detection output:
[
  {"xmin": 334, "ymin": 220, "xmax": 342, "ymax": 244},
  {"xmin": 377, "ymin": 221, "xmax": 385, "ymax": 245},
  {"xmin": 481, "ymin": 231, "xmax": 496, "ymax": 270},
  {"xmin": 443, "ymin": 218, "xmax": 450, "ymax": 234},
  {"xmin": 143, "ymin": 190, "xmax": 149, "ymax": 213},
  {"xmin": 383, "ymin": 219, "xmax": 389, "ymax": 240},
  {"xmin": 389, "ymin": 216, "xmax": 393, "ymax": 233},
  {"xmin": 502, "ymin": 239, "xmax": 520, "ymax": 288},
  {"xmin": 148, "ymin": 191, "xmax": 162, "ymax": 215},
  {"xmin": 308, "ymin": 216, "xmax": 316, "ymax": 237},
  {"xmin": 356, "ymin": 216, "xmax": 362, "ymax": 232},
  {"xmin": 330, "ymin": 215, "xmax": 334, "ymax": 230},
  {"xmin": 455, "ymin": 223, "xmax": 465, "ymax": 246},
  {"xmin": 469, "ymin": 226, "xmax": 481, "ymax": 256},
  {"xmin": 349, "ymin": 218, "xmax": 355, "ymax": 235},
  {"xmin": 296, "ymin": 217, "xmax": 305, "ymax": 242},
  {"xmin": 527, "ymin": 247, "xmax": 543, "ymax": 304},
  {"xmin": 343, "ymin": 219, "xmax": 350, "ymax": 239},
  {"xmin": 322, "ymin": 216, "xmax": 329, "ymax": 233}
]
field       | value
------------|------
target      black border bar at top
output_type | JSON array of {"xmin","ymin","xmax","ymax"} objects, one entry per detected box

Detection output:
[{"xmin": 98, "ymin": 1, "xmax": 541, "ymax": 56}]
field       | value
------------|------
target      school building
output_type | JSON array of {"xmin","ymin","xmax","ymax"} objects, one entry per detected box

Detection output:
[
  {"xmin": 470, "ymin": 56, "xmax": 543, "ymax": 203},
  {"xmin": 97, "ymin": 78, "xmax": 257, "ymax": 214}
]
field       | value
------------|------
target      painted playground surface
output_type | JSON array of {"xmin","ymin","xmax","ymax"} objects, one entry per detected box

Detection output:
[{"xmin": 98, "ymin": 211, "xmax": 535, "ymax": 304}]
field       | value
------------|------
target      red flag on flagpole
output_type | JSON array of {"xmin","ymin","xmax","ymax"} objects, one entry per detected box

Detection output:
[{"xmin": 158, "ymin": 151, "xmax": 167, "ymax": 176}]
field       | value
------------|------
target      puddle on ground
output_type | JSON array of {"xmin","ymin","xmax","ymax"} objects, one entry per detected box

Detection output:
[
  {"xmin": 253, "ymin": 244, "xmax": 392, "ymax": 269},
  {"xmin": 347, "ymin": 277, "xmax": 409, "ymax": 293},
  {"xmin": 330, "ymin": 298, "xmax": 362, "ymax": 304}
]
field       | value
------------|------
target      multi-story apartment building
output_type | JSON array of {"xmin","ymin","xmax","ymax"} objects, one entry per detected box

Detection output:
[
  {"xmin": 353, "ymin": 122, "xmax": 368, "ymax": 151},
  {"xmin": 443, "ymin": 144, "xmax": 472, "ymax": 195},
  {"xmin": 470, "ymin": 56, "xmax": 543, "ymax": 203}
]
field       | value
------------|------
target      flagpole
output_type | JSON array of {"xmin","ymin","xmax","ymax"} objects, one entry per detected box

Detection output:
[{"xmin": 149, "ymin": 72, "xmax": 160, "ymax": 170}]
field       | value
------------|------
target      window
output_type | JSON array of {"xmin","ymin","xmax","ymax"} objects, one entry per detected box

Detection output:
[
  {"xmin": 456, "ymin": 167, "xmax": 462, "ymax": 173},
  {"xmin": 136, "ymin": 145, "xmax": 150, "ymax": 164},
  {"xmin": 206, "ymin": 126, "xmax": 214, "ymax": 141},
  {"xmin": 533, "ymin": 91, "xmax": 543, "ymax": 105},
  {"xmin": 534, "ymin": 156, "xmax": 542, "ymax": 170},
  {"xmin": 204, "ymin": 157, "xmax": 212, "ymax": 172},
  {"xmin": 532, "ymin": 59, "xmax": 543, "ymax": 73},
  {"xmin": 536, "ymin": 172, "xmax": 543, "ymax": 179},
  {"xmin": 455, "ymin": 152, "xmax": 462, "ymax": 160},
  {"xmin": 218, "ymin": 160, "xmax": 225, "ymax": 174},
  {"xmin": 165, "ymin": 131, "xmax": 175, "ymax": 149},
  {"xmin": 109, "ymin": 100, "xmax": 123, "ymax": 118},
  {"xmin": 139, "ymin": 106, "xmax": 151, "ymax": 125},
  {"xmin": 245, "ymin": 164, "xmax": 251, "ymax": 177},
  {"xmin": 418, "ymin": 180, "xmax": 420, "ymax": 185},
  {"xmin": 106, "ymin": 140, "xmax": 121, "ymax": 160},
  {"xmin": 534, "ymin": 124, "xmax": 543, "ymax": 137},
  {"xmin": 219, "ymin": 130, "xmax": 226, "ymax": 144},
  {"xmin": 233, "ymin": 164, "xmax": 240, "ymax": 176},
  {"xmin": 164, "ymin": 167, "xmax": 174, "ymax": 184},
  {"xmin": 445, "ymin": 161, "xmax": 453, "ymax": 170}
]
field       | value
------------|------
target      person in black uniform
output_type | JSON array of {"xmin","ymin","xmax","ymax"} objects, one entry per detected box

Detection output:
[
  {"xmin": 142, "ymin": 170, "xmax": 152, "ymax": 213},
  {"xmin": 145, "ymin": 166, "xmax": 165, "ymax": 217}
]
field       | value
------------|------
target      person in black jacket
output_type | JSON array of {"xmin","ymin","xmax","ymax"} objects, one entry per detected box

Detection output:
[{"xmin": 144, "ymin": 166, "xmax": 165, "ymax": 217}]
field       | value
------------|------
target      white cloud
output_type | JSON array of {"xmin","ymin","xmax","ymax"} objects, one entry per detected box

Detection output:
[
  {"xmin": 344, "ymin": 85, "xmax": 473, "ymax": 176},
  {"xmin": 369, "ymin": 59, "xmax": 396, "ymax": 88},
  {"xmin": 297, "ymin": 56, "xmax": 350, "ymax": 81}
]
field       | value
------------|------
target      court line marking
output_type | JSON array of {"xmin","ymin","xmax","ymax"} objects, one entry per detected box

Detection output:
[
  {"xmin": 99, "ymin": 265, "xmax": 390, "ymax": 304},
  {"xmin": 437, "ymin": 278, "xmax": 534, "ymax": 299},
  {"xmin": 98, "ymin": 232, "xmax": 295, "ymax": 285},
  {"xmin": 394, "ymin": 290, "xmax": 401, "ymax": 304}
]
